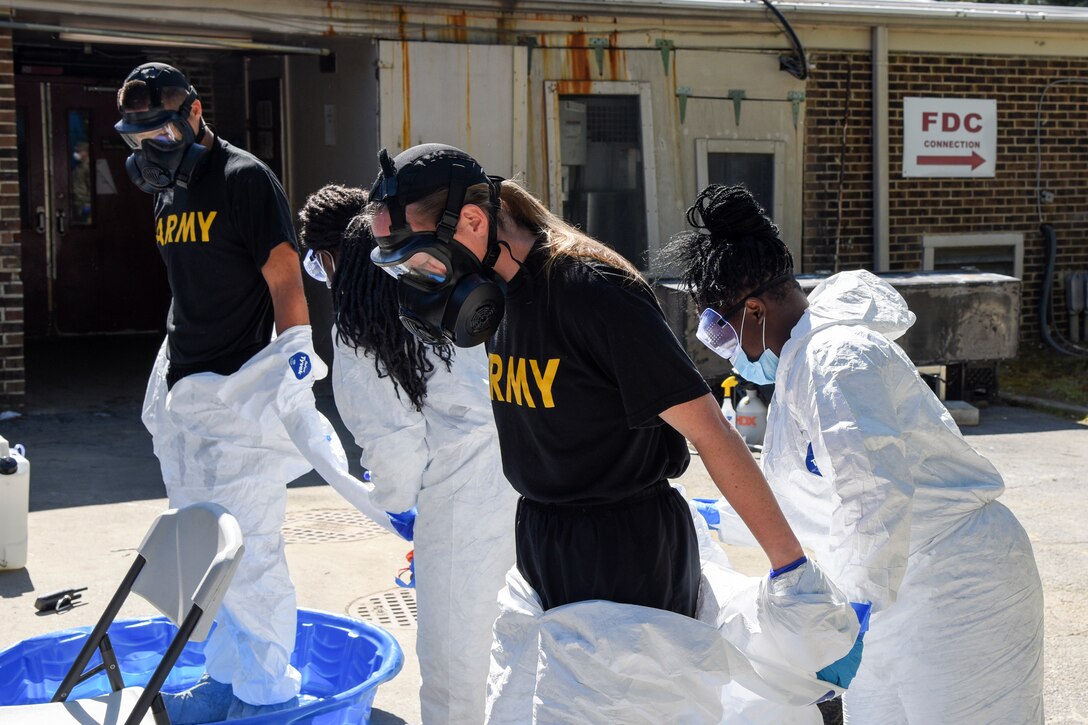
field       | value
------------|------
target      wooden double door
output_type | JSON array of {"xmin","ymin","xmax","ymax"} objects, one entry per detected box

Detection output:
[{"xmin": 16, "ymin": 75, "xmax": 169, "ymax": 336}]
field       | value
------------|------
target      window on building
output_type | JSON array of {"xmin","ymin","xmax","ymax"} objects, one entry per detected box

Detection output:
[
  {"xmin": 67, "ymin": 110, "xmax": 93, "ymax": 226},
  {"xmin": 706, "ymin": 152, "xmax": 775, "ymax": 215},
  {"xmin": 696, "ymin": 139, "xmax": 786, "ymax": 229},
  {"xmin": 557, "ymin": 94, "xmax": 648, "ymax": 267}
]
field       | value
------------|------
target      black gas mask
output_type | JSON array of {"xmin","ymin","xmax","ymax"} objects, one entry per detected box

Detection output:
[
  {"xmin": 369, "ymin": 144, "xmax": 506, "ymax": 348},
  {"xmin": 114, "ymin": 63, "xmax": 207, "ymax": 193}
]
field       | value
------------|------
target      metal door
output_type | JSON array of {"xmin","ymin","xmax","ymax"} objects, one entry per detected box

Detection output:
[{"xmin": 16, "ymin": 76, "xmax": 168, "ymax": 336}]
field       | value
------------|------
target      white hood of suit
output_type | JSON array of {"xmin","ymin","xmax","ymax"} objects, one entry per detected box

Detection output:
[{"xmin": 790, "ymin": 270, "xmax": 916, "ymax": 349}]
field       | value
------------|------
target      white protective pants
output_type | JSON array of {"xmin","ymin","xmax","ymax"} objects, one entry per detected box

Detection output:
[
  {"xmin": 844, "ymin": 501, "xmax": 1044, "ymax": 724},
  {"xmin": 332, "ymin": 339, "xmax": 517, "ymax": 723},
  {"xmin": 143, "ymin": 327, "xmax": 387, "ymax": 706},
  {"xmin": 485, "ymin": 502, "xmax": 860, "ymax": 724},
  {"xmin": 414, "ymin": 464, "xmax": 517, "ymax": 723}
]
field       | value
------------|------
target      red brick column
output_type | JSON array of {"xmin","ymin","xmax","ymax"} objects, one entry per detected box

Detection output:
[
  {"xmin": 804, "ymin": 51, "xmax": 1088, "ymax": 343},
  {"xmin": 0, "ymin": 27, "xmax": 24, "ymax": 408}
]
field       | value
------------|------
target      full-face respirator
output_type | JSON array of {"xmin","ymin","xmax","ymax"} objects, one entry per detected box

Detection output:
[
  {"xmin": 114, "ymin": 63, "xmax": 206, "ymax": 193},
  {"xmin": 368, "ymin": 144, "xmax": 506, "ymax": 348}
]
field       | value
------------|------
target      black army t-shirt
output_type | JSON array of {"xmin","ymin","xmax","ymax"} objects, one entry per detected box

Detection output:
[
  {"xmin": 153, "ymin": 136, "xmax": 296, "ymax": 375},
  {"xmin": 488, "ymin": 250, "xmax": 711, "ymax": 504}
]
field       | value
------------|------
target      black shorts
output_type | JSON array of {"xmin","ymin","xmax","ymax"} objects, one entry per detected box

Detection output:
[
  {"xmin": 165, "ymin": 346, "xmax": 262, "ymax": 389},
  {"xmin": 515, "ymin": 481, "xmax": 700, "ymax": 618}
]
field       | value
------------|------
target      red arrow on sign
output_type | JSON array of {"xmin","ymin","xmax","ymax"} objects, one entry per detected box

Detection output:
[{"xmin": 916, "ymin": 151, "xmax": 986, "ymax": 170}]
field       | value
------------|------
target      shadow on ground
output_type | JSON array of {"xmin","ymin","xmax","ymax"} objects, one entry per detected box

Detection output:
[
  {"xmin": 965, "ymin": 402, "xmax": 1087, "ymax": 436},
  {"xmin": 370, "ymin": 709, "xmax": 409, "ymax": 725}
]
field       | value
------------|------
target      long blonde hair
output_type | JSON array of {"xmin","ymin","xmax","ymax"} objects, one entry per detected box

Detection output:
[{"xmin": 405, "ymin": 179, "xmax": 648, "ymax": 285}]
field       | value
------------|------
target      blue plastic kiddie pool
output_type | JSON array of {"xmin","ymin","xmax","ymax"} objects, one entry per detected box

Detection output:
[{"xmin": 0, "ymin": 608, "xmax": 403, "ymax": 724}]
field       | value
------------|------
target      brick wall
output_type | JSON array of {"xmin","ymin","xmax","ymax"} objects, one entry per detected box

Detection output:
[
  {"xmin": 802, "ymin": 51, "xmax": 875, "ymax": 275},
  {"xmin": 0, "ymin": 28, "xmax": 24, "ymax": 407},
  {"xmin": 804, "ymin": 51, "xmax": 1088, "ymax": 343}
]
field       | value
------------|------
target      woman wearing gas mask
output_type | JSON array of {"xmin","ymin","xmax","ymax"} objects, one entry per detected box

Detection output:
[
  {"xmin": 365, "ymin": 145, "xmax": 866, "ymax": 722},
  {"xmin": 297, "ymin": 185, "xmax": 517, "ymax": 725},
  {"xmin": 665, "ymin": 183, "xmax": 1044, "ymax": 724}
]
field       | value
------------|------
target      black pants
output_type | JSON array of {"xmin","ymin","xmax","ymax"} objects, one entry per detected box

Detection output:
[
  {"xmin": 515, "ymin": 482, "xmax": 700, "ymax": 617},
  {"xmin": 165, "ymin": 346, "xmax": 262, "ymax": 390},
  {"xmin": 818, "ymin": 697, "xmax": 844, "ymax": 725}
]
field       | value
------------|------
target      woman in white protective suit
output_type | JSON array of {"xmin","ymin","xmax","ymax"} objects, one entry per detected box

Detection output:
[
  {"xmin": 665, "ymin": 183, "xmax": 1045, "ymax": 724},
  {"xmin": 298, "ymin": 185, "xmax": 518, "ymax": 724},
  {"xmin": 364, "ymin": 144, "xmax": 868, "ymax": 723}
]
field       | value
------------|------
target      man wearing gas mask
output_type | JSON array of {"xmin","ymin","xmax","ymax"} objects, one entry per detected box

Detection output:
[{"xmin": 115, "ymin": 63, "xmax": 384, "ymax": 723}]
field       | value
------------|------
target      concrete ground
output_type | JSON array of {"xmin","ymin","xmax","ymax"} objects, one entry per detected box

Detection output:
[{"xmin": 1, "ymin": 336, "xmax": 1086, "ymax": 723}]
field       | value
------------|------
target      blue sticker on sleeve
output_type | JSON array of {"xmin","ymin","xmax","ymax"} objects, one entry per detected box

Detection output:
[
  {"xmin": 806, "ymin": 442, "xmax": 822, "ymax": 476},
  {"xmin": 289, "ymin": 352, "xmax": 311, "ymax": 380}
]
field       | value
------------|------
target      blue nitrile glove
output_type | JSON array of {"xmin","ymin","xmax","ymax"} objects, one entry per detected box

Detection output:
[
  {"xmin": 693, "ymin": 498, "xmax": 721, "ymax": 530},
  {"xmin": 769, "ymin": 556, "xmax": 808, "ymax": 579},
  {"xmin": 851, "ymin": 601, "xmax": 872, "ymax": 638},
  {"xmin": 816, "ymin": 636, "xmax": 864, "ymax": 688},
  {"xmin": 815, "ymin": 601, "xmax": 871, "ymax": 689},
  {"xmin": 387, "ymin": 507, "xmax": 417, "ymax": 542}
]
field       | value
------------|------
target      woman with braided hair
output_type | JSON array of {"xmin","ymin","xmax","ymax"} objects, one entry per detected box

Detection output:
[
  {"xmin": 298, "ymin": 184, "xmax": 517, "ymax": 725},
  {"xmin": 665, "ymin": 183, "xmax": 1044, "ymax": 724}
]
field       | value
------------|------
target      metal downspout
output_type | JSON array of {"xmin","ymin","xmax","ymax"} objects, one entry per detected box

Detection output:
[
  {"xmin": 281, "ymin": 55, "xmax": 295, "ymax": 212},
  {"xmin": 872, "ymin": 25, "xmax": 890, "ymax": 272}
]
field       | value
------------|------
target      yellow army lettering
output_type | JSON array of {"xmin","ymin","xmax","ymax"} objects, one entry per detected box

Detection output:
[
  {"xmin": 156, "ymin": 211, "xmax": 218, "ymax": 245},
  {"xmin": 489, "ymin": 354, "xmax": 560, "ymax": 408}
]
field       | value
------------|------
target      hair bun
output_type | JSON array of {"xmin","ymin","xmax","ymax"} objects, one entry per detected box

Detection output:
[{"xmin": 686, "ymin": 184, "xmax": 777, "ymax": 243}]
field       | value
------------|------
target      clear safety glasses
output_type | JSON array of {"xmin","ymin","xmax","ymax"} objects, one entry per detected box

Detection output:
[
  {"xmin": 303, "ymin": 248, "xmax": 336, "ymax": 288},
  {"xmin": 695, "ymin": 272, "xmax": 795, "ymax": 360},
  {"xmin": 119, "ymin": 119, "xmax": 187, "ymax": 150},
  {"xmin": 696, "ymin": 308, "xmax": 741, "ymax": 361}
]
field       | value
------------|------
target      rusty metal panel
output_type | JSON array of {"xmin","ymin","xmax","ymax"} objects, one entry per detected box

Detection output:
[
  {"xmin": 798, "ymin": 272, "xmax": 1021, "ymax": 365},
  {"xmin": 659, "ymin": 272, "xmax": 1021, "ymax": 384},
  {"xmin": 377, "ymin": 40, "xmax": 524, "ymax": 177}
]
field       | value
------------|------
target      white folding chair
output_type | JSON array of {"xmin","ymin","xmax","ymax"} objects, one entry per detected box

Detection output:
[{"xmin": 1, "ymin": 502, "xmax": 244, "ymax": 725}]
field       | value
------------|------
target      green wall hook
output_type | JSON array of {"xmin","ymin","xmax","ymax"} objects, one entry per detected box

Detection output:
[
  {"xmin": 677, "ymin": 86, "xmax": 693, "ymax": 124},
  {"xmin": 656, "ymin": 39, "xmax": 674, "ymax": 75},
  {"xmin": 727, "ymin": 89, "xmax": 746, "ymax": 125},
  {"xmin": 787, "ymin": 90, "xmax": 806, "ymax": 128},
  {"xmin": 589, "ymin": 38, "xmax": 608, "ymax": 76}
]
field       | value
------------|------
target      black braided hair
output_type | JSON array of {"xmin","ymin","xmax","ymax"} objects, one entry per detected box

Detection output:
[
  {"xmin": 297, "ymin": 184, "xmax": 367, "ymax": 252},
  {"xmin": 661, "ymin": 184, "xmax": 796, "ymax": 311},
  {"xmin": 297, "ymin": 184, "xmax": 452, "ymax": 412}
]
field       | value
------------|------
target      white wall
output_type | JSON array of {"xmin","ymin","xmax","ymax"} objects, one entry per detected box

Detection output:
[{"xmin": 377, "ymin": 41, "xmax": 527, "ymax": 180}]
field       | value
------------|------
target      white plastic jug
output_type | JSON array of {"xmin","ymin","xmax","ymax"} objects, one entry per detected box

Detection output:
[
  {"xmin": 0, "ymin": 434, "xmax": 30, "ymax": 570},
  {"xmin": 735, "ymin": 385, "xmax": 768, "ymax": 449}
]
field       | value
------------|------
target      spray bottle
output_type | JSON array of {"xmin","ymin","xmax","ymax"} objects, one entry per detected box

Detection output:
[
  {"xmin": 720, "ymin": 375, "xmax": 738, "ymax": 428},
  {"xmin": 735, "ymin": 384, "xmax": 768, "ymax": 449}
]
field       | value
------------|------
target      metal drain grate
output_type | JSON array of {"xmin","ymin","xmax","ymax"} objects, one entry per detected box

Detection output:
[
  {"xmin": 351, "ymin": 589, "xmax": 418, "ymax": 628},
  {"xmin": 282, "ymin": 508, "xmax": 390, "ymax": 544}
]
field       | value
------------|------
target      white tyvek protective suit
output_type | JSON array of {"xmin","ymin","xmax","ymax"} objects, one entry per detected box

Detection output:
[
  {"xmin": 485, "ymin": 500, "xmax": 860, "ymax": 724},
  {"xmin": 332, "ymin": 336, "xmax": 518, "ymax": 724},
  {"xmin": 718, "ymin": 270, "xmax": 1044, "ymax": 723},
  {"xmin": 143, "ymin": 325, "xmax": 389, "ymax": 706}
]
